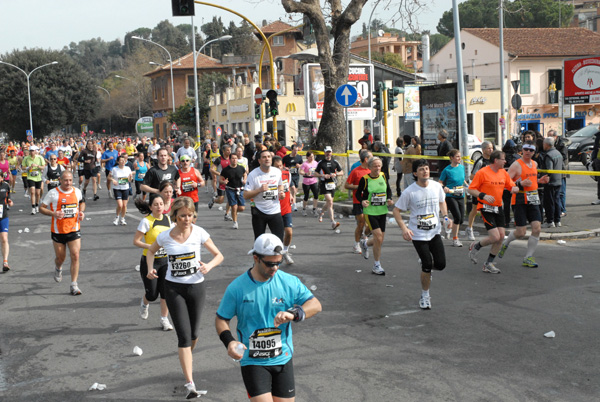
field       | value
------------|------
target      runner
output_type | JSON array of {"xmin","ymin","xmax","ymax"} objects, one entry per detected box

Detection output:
[
  {"xmin": 94, "ymin": 143, "xmax": 103, "ymax": 190},
  {"xmin": 133, "ymin": 152, "xmax": 149, "ymax": 202},
  {"xmin": 314, "ymin": 146, "xmax": 343, "ymax": 228},
  {"xmin": 177, "ymin": 155, "xmax": 204, "ymax": 211},
  {"xmin": 206, "ymin": 141, "xmax": 221, "ymax": 195},
  {"xmin": 140, "ymin": 148, "xmax": 180, "ymax": 194},
  {"xmin": 439, "ymin": 149, "xmax": 467, "ymax": 247},
  {"xmin": 101, "ymin": 141, "xmax": 119, "ymax": 198},
  {"xmin": 299, "ymin": 151, "xmax": 319, "ymax": 216},
  {"xmin": 108, "ymin": 155, "xmax": 134, "ymax": 226},
  {"xmin": 125, "ymin": 138, "xmax": 137, "ymax": 163},
  {"xmin": 56, "ymin": 150, "xmax": 71, "ymax": 170},
  {"xmin": 393, "ymin": 159, "xmax": 450, "ymax": 309},
  {"xmin": 467, "ymin": 150, "xmax": 519, "ymax": 274},
  {"xmin": 133, "ymin": 194, "xmax": 174, "ymax": 331},
  {"xmin": 272, "ymin": 156, "xmax": 295, "ymax": 264},
  {"xmin": 160, "ymin": 180, "xmax": 175, "ymax": 214},
  {"xmin": 344, "ymin": 150, "xmax": 372, "ymax": 254},
  {"xmin": 8, "ymin": 149, "xmax": 18, "ymax": 193},
  {"xmin": 208, "ymin": 145, "xmax": 231, "ymax": 216},
  {"xmin": 498, "ymin": 141, "xmax": 550, "ymax": 268},
  {"xmin": 215, "ymin": 234, "xmax": 322, "ymax": 402},
  {"xmin": 0, "ymin": 172, "xmax": 13, "ymax": 271},
  {"xmin": 39, "ymin": 171, "xmax": 85, "ymax": 295},
  {"xmin": 42, "ymin": 154, "xmax": 64, "ymax": 192},
  {"xmin": 244, "ymin": 149, "xmax": 285, "ymax": 241},
  {"xmin": 220, "ymin": 153, "xmax": 247, "ymax": 230},
  {"xmin": 0, "ymin": 150, "xmax": 12, "ymax": 192},
  {"xmin": 282, "ymin": 144, "xmax": 303, "ymax": 212},
  {"xmin": 22, "ymin": 145, "xmax": 45, "ymax": 214},
  {"xmin": 465, "ymin": 141, "xmax": 493, "ymax": 240},
  {"xmin": 175, "ymin": 138, "xmax": 198, "ymax": 168},
  {"xmin": 78, "ymin": 140, "xmax": 99, "ymax": 201},
  {"xmin": 356, "ymin": 157, "xmax": 393, "ymax": 275},
  {"xmin": 146, "ymin": 196, "xmax": 223, "ymax": 399},
  {"xmin": 18, "ymin": 148, "xmax": 30, "ymax": 198}
]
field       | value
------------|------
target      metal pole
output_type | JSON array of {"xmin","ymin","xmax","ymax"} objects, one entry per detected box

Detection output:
[
  {"xmin": 26, "ymin": 74, "xmax": 33, "ymax": 134},
  {"xmin": 192, "ymin": 16, "xmax": 201, "ymax": 141},
  {"xmin": 96, "ymin": 86, "xmax": 111, "ymax": 135},
  {"xmin": 367, "ymin": 0, "xmax": 382, "ymax": 136},
  {"xmin": 345, "ymin": 106, "xmax": 350, "ymax": 176},
  {"xmin": 499, "ymin": 0, "xmax": 506, "ymax": 147},
  {"xmin": 452, "ymin": 0, "xmax": 470, "ymax": 179}
]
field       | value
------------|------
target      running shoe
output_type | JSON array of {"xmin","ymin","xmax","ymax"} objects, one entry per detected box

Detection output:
[
  {"xmin": 372, "ymin": 263, "xmax": 385, "ymax": 275},
  {"xmin": 468, "ymin": 242, "xmax": 479, "ymax": 264},
  {"xmin": 70, "ymin": 284, "xmax": 82, "ymax": 295},
  {"xmin": 283, "ymin": 252, "xmax": 294, "ymax": 265},
  {"xmin": 498, "ymin": 243, "xmax": 508, "ymax": 258},
  {"xmin": 3, "ymin": 262, "xmax": 10, "ymax": 272},
  {"xmin": 331, "ymin": 221, "xmax": 340, "ymax": 230},
  {"xmin": 541, "ymin": 222, "xmax": 555, "ymax": 228},
  {"xmin": 31, "ymin": 207, "xmax": 36, "ymax": 215},
  {"xmin": 452, "ymin": 239, "xmax": 463, "ymax": 247},
  {"xmin": 522, "ymin": 256, "xmax": 539, "ymax": 268},
  {"xmin": 208, "ymin": 198, "xmax": 214, "ymax": 209},
  {"xmin": 292, "ymin": 203, "xmax": 298, "ymax": 212},
  {"xmin": 482, "ymin": 262, "xmax": 501, "ymax": 274},
  {"xmin": 97, "ymin": 183, "xmax": 102, "ymax": 189},
  {"xmin": 93, "ymin": 194, "xmax": 99, "ymax": 201},
  {"xmin": 160, "ymin": 317, "xmax": 173, "ymax": 331},
  {"xmin": 185, "ymin": 382, "xmax": 199, "ymax": 399},
  {"xmin": 302, "ymin": 209, "xmax": 307, "ymax": 217},
  {"xmin": 312, "ymin": 209, "xmax": 317, "ymax": 216},
  {"xmin": 353, "ymin": 244, "xmax": 362, "ymax": 254},
  {"xmin": 318, "ymin": 214, "xmax": 323, "ymax": 223},
  {"xmin": 360, "ymin": 238, "xmax": 369, "ymax": 259},
  {"xmin": 120, "ymin": 218, "xmax": 127, "ymax": 226},
  {"xmin": 419, "ymin": 296, "xmax": 431, "ymax": 310},
  {"xmin": 592, "ymin": 199, "xmax": 600, "ymax": 205},
  {"xmin": 36, "ymin": 206, "xmax": 39, "ymax": 213},
  {"xmin": 139, "ymin": 302, "xmax": 149, "ymax": 320},
  {"xmin": 556, "ymin": 222, "xmax": 562, "ymax": 227},
  {"xmin": 232, "ymin": 221, "xmax": 238, "ymax": 229},
  {"xmin": 224, "ymin": 213, "xmax": 233, "ymax": 221},
  {"xmin": 113, "ymin": 217, "xmax": 119, "ymax": 226},
  {"xmin": 54, "ymin": 268, "xmax": 62, "ymax": 282},
  {"xmin": 466, "ymin": 227, "xmax": 475, "ymax": 241},
  {"xmin": 24, "ymin": 191, "xmax": 28, "ymax": 197}
]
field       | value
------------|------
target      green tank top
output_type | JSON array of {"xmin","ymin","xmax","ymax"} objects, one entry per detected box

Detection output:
[{"xmin": 363, "ymin": 173, "xmax": 388, "ymax": 216}]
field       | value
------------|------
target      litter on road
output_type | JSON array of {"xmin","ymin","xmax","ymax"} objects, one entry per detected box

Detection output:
[{"xmin": 544, "ymin": 331, "xmax": 556, "ymax": 338}]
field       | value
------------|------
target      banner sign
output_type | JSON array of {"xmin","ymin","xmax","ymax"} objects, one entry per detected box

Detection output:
[{"xmin": 564, "ymin": 56, "xmax": 600, "ymax": 104}]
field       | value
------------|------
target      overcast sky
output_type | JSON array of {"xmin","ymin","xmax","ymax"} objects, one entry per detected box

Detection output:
[{"xmin": 0, "ymin": 0, "xmax": 447, "ymax": 54}]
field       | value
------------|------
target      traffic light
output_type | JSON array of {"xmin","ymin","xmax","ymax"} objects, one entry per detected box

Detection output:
[
  {"xmin": 189, "ymin": 104, "xmax": 195, "ymax": 119},
  {"xmin": 373, "ymin": 82, "xmax": 385, "ymax": 111},
  {"xmin": 266, "ymin": 89, "xmax": 278, "ymax": 117},
  {"xmin": 254, "ymin": 104, "xmax": 261, "ymax": 120},
  {"xmin": 387, "ymin": 87, "xmax": 404, "ymax": 110},
  {"xmin": 171, "ymin": 0, "xmax": 195, "ymax": 16}
]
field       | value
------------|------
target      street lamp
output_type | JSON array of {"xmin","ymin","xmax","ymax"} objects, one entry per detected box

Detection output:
[
  {"xmin": 115, "ymin": 74, "xmax": 141, "ymax": 119},
  {"xmin": 131, "ymin": 36, "xmax": 176, "ymax": 114},
  {"xmin": 0, "ymin": 60, "xmax": 58, "ymax": 137},
  {"xmin": 367, "ymin": 0, "xmax": 383, "ymax": 137},
  {"xmin": 95, "ymin": 86, "xmax": 112, "ymax": 135},
  {"xmin": 193, "ymin": 35, "xmax": 232, "ymax": 139}
]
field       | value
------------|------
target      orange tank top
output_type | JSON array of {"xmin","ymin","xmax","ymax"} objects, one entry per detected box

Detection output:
[
  {"xmin": 51, "ymin": 187, "xmax": 81, "ymax": 234},
  {"xmin": 512, "ymin": 159, "xmax": 539, "ymax": 205},
  {"xmin": 179, "ymin": 168, "xmax": 200, "ymax": 202}
]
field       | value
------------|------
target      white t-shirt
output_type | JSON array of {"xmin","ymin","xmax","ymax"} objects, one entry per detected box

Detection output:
[
  {"xmin": 58, "ymin": 145, "xmax": 73, "ymax": 160},
  {"xmin": 110, "ymin": 166, "xmax": 132, "ymax": 190},
  {"xmin": 395, "ymin": 180, "xmax": 446, "ymax": 241},
  {"xmin": 176, "ymin": 146, "xmax": 197, "ymax": 161},
  {"xmin": 148, "ymin": 143, "xmax": 160, "ymax": 160},
  {"xmin": 156, "ymin": 225, "xmax": 210, "ymax": 284},
  {"xmin": 244, "ymin": 166, "xmax": 283, "ymax": 215}
]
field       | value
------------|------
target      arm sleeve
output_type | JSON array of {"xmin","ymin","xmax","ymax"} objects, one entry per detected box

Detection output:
[
  {"xmin": 355, "ymin": 176, "xmax": 368, "ymax": 202},
  {"xmin": 385, "ymin": 174, "xmax": 392, "ymax": 199}
]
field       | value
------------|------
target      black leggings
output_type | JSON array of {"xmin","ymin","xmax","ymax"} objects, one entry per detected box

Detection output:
[
  {"xmin": 139, "ymin": 255, "xmax": 167, "ymax": 302},
  {"xmin": 412, "ymin": 235, "xmax": 446, "ymax": 273},
  {"xmin": 302, "ymin": 182, "xmax": 319, "ymax": 202},
  {"xmin": 395, "ymin": 172, "xmax": 403, "ymax": 196},
  {"xmin": 22, "ymin": 176, "xmax": 28, "ymax": 189},
  {"xmin": 135, "ymin": 181, "xmax": 146, "ymax": 196},
  {"xmin": 251, "ymin": 207, "xmax": 284, "ymax": 241},
  {"xmin": 165, "ymin": 280, "xmax": 206, "ymax": 348},
  {"xmin": 445, "ymin": 197, "xmax": 464, "ymax": 225}
]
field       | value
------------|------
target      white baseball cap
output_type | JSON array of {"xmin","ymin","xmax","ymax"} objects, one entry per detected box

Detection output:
[
  {"xmin": 324, "ymin": 146, "xmax": 333, "ymax": 152},
  {"xmin": 29, "ymin": 145, "xmax": 39, "ymax": 151},
  {"xmin": 248, "ymin": 234, "xmax": 283, "ymax": 256}
]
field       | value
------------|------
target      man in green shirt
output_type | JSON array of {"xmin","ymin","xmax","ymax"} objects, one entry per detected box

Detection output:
[{"xmin": 22, "ymin": 145, "xmax": 46, "ymax": 215}]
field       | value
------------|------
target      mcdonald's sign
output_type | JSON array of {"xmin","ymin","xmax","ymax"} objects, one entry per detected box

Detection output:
[{"xmin": 286, "ymin": 103, "xmax": 297, "ymax": 112}]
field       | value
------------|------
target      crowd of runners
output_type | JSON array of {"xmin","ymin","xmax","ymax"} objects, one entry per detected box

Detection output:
[{"xmin": 0, "ymin": 130, "xmax": 583, "ymax": 400}]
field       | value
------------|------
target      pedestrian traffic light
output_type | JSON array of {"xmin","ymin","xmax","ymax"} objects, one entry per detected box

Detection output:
[
  {"xmin": 189, "ymin": 105, "xmax": 195, "ymax": 119},
  {"xmin": 373, "ymin": 82, "xmax": 385, "ymax": 111},
  {"xmin": 387, "ymin": 87, "xmax": 404, "ymax": 110},
  {"xmin": 254, "ymin": 104, "xmax": 261, "ymax": 120},
  {"xmin": 266, "ymin": 89, "xmax": 278, "ymax": 117},
  {"xmin": 171, "ymin": 0, "xmax": 195, "ymax": 16}
]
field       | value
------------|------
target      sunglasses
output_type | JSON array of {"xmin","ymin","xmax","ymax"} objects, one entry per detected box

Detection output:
[
  {"xmin": 259, "ymin": 257, "xmax": 283, "ymax": 268},
  {"xmin": 523, "ymin": 148, "xmax": 536, "ymax": 152},
  {"xmin": 181, "ymin": 159, "xmax": 190, "ymax": 163}
]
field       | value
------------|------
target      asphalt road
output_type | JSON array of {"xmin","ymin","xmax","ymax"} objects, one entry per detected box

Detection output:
[{"xmin": 1, "ymin": 178, "xmax": 599, "ymax": 401}]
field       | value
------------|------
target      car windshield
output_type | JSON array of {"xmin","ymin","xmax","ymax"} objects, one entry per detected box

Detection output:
[{"xmin": 571, "ymin": 125, "xmax": 599, "ymax": 138}]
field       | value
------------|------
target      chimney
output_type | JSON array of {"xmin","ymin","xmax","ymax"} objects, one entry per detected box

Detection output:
[{"xmin": 422, "ymin": 34, "xmax": 430, "ymax": 74}]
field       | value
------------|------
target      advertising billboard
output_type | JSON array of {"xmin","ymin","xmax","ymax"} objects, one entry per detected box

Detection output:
[
  {"xmin": 404, "ymin": 85, "xmax": 421, "ymax": 120},
  {"xmin": 419, "ymin": 83, "xmax": 459, "ymax": 174},
  {"xmin": 564, "ymin": 56, "xmax": 600, "ymax": 104},
  {"xmin": 303, "ymin": 63, "xmax": 374, "ymax": 122}
]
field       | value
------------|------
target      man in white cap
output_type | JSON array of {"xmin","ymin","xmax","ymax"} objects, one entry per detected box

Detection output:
[{"xmin": 215, "ymin": 233, "xmax": 322, "ymax": 402}]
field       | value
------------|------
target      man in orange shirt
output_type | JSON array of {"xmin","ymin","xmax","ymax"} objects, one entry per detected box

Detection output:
[
  {"xmin": 344, "ymin": 150, "xmax": 372, "ymax": 254},
  {"xmin": 467, "ymin": 150, "xmax": 519, "ymax": 274},
  {"xmin": 39, "ymin": 171, "xmax": 86, "ymax": 295}
]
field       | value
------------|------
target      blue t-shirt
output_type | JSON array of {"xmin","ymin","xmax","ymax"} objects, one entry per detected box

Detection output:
[
  {"xmin": 216, "ymin": 268, "xmax": 314, "ymax": 366},
  {"xmin": 439, "ymin": 164, "xmax": 466, "ymax": 198},
  {"xmin": 45, "ymin": 150, "xmax": 58, "ymax": 160},
  {"xmin": 102, "ymin": 150, "xmax": 119, "ymax": 171}
]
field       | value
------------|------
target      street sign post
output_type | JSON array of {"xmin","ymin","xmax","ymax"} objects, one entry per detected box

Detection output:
[
  {"xmin": 254, "ymin": 87, "xmax": 263, "ymax": 105},
  {"xmin": 335, "ymin": 84, "xmax": 359, "ymax": 173},
  {"xmin": 171, "ymin": 123, "xmax": 178, "ymax": 131},
  {"xmin": 216, "ymin": 127, "xmax": 222, "ymax": 137}
]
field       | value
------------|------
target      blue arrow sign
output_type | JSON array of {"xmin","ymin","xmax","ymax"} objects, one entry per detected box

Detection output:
[{"xmin": 335, "ymin": 84, "xmax": 358, "ymax": 107}]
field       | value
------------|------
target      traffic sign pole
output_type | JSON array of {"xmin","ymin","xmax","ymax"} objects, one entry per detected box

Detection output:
[{"xmin": 335, "ymin": 84, "xmax": 359, "ymax": 174}]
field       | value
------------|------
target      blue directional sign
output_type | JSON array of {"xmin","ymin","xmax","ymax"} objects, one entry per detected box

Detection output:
[
  {"xmin": 335, "ymin": 84, "xmax": 358, "ymax": 107},
  {"xmin": 26, "ymin": 130, "xmax": 33, "ymax": 142}
]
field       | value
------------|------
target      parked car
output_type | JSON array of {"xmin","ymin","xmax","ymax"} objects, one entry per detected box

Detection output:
[
  {"xmin": 567, "ymin": 124, "xmax": 599, "ymax": 165},
  {"xmin": 468, "ymin": 134, "xmax": 483, "ymax": 161}
]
